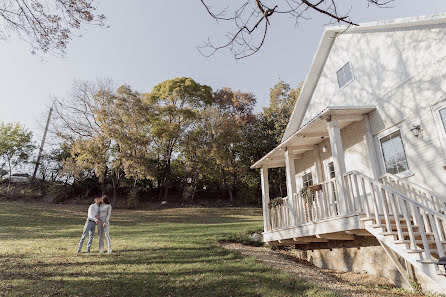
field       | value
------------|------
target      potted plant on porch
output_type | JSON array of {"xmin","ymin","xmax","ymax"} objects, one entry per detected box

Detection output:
[{"xmin": 299, "ymin": 184, "xmax": 322, "ymax": 221}]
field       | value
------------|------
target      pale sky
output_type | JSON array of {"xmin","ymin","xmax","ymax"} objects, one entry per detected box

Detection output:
[{"xmin": 1, "ymin": 0, "xmax": 446, "ymax": 142}]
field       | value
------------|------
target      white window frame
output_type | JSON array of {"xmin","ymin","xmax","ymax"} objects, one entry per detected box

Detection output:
[
  {"xmin": 336, "ymin": 61, "xmax": 355, "ymax": 90},
  {"xmin": 323, "ymin": 157, "xmax": 336, "ymax": 181},
  {"xmin": 297, "ymin": 167, "xmax": 316, "ymax": 190},
  {"xmin": 432, "ymin": 100, "xmax": 446, "ymax": 160},
  {"xmin": 375, "ymin": 127, "xmax": 413, "ymax": 178}
]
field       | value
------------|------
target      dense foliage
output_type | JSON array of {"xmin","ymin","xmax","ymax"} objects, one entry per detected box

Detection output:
[{"xmin": 2, "ymin": 78, "xmax": 301, "ymax": 206}]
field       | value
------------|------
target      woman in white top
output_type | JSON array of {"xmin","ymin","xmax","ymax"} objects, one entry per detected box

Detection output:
[{"xmin": 97, "ymin": 195, "xmax": 112, "ymax": 253}]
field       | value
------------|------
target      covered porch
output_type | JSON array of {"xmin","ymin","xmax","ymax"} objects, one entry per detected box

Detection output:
[{"xmin": 251, "ymin": 106, "xmax": 378, "ymax": 244}]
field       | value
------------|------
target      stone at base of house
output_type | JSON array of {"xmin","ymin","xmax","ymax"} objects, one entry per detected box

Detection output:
[{"xmin": 289, "ymin": 236, "xmax": 414, "ymax": 289}]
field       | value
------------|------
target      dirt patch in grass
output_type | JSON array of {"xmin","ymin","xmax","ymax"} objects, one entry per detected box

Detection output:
[{"xmin": 220, "ymin": 242, "xmax": 426, "ymax": 297}]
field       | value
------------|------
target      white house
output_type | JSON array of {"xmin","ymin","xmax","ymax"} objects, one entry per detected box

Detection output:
[{"xmin": 252, "ymin": 14, "xmax": 446, "ymax": 294}]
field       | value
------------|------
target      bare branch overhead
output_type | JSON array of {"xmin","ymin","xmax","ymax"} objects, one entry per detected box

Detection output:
[{"xmin": 199, "ymin": 0, "xmax": 394, "ymax": 59}]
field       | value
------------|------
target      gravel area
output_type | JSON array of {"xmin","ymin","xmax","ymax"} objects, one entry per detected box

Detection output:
[{"xmin": 220, "ymin": 242, "xmax": 425, "ymax": 297}]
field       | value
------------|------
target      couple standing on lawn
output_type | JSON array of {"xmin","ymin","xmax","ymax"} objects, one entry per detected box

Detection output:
[{"xmin": 77, "ymin": 195, "xmax": 112, "ymax": 254}]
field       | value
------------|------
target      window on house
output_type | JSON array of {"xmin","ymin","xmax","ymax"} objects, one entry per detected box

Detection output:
[
  {"xmin": 380, "ymin": 130, "xmax": 409, "ymax": 174},
  {"xmin": 336, "ymin": 62, "xmax": 353, "ymax": 88},
  {"xmin": 328, "ymin": 162, "xmax": 336, "ymax": 179},
  {"xmin": 302, "ymin": 172, "xmax": 313, "ymax": 188}
]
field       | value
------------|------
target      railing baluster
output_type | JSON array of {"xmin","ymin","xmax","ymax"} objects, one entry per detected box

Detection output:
[
  {"xmin": 328, "ymin": 181, "xmax": 335, "ymax": 216},
  {"xmin": 344, "ymin": 175, "xmax": 352, "ymax": 213},
  {"xmin": 319, "ymin": 189, "xmax": 326, "ymax": 219},
  {"xmin": 347, "ymin": 174, "xmax": 357, "ymax": 213},
  {"xmin": 400, "ymin": 199, "xmax": 417, "ymax": 250},
  {"xmin": 378, "ymin": 188, "xmax": 392, "ymax": 233},
  {"xmin": 295, "ymin": 193, "xmax": 301, "ymax": 225},
  {"xmin": 413, "ymin": 206, "xmax": 433, "ymax": 261},
  {"xmin": 353, "ymin": 174, "xmax": 363, "ymax": 214},
  {"xmin": 313, "ymin": 192, "xmax": 320, "ymax": 221},
  {"xmin": 324, "ymin": 183, "xmax": 332, "ymax": 217},
  {"xmin": 361, "ymin": 177, "xmax": 371, "ymax": 218},
  {"xmin": 430, "ymin": 214, "xmax": 445, "ymax": 258},
  {"xmin": 370, "ymin": 182, "xmax": 381, "ymax": 225},
  {"xmin": 293, "ymin": 193, "xmax": 298, "ymax": 226},
  {"xmin": 389, "ymin": 193, "xmax": 404, "ymax": 241},
  {"xmin": 318, "ymin": 190, "xmax": 324, "ymax": 219}
]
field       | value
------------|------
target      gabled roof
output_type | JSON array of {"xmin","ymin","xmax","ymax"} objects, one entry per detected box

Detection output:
[{"xmin": 281, "ymin": 13, "xmax": 446, "ymax": 143}]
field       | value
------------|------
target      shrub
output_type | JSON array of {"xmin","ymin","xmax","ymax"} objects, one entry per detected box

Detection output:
[
  {"xmin": 220, "ymin": 229, "xmax": 265, "ymax": 247},
  {"xmin": 46, "ymin": 183, "xmax": 66, "ymax": 203},
  {"xmin": 126, "ymin": 187, "xmax": 141, "ymax": 208}
]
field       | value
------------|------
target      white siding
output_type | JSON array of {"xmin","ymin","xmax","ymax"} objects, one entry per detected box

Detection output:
[
  {"xmin": 297, "ymin": 24, "xmax": 446, "ymax": 195},
  {"xmin": 302, "ymin": 24, "xmax": 446, "ymax": 123},
  {"xmin": 294, "ymin": 121, "xmax": 372, "ymax": 183}
]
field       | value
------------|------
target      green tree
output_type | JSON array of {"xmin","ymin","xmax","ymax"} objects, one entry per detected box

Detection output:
[
  {"xmin": 263, "ymin": 80, "xmax": 302, "ymax": 144},
  {"xmin": 96, "ymin": 85, "xmax": 157, "ymax": 202},
  {"xmin": 0, "ymin": 122, "xmax": 35, "ymax": 190},
  {"xmin": 145, "ymin": 77, "xmax": 212, "ymax": 200},
  {"xmin": 183, "ymin": 88, "xmax": 256, "ymax": 202}
]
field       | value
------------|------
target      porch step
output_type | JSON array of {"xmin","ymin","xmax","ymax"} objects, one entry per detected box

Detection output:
[
  {"xmin": 379, "ymin": 231, "xmax": 434, "ymax": 237},
  {"xmin": 406, "ymin": 249, "xmax": 424, "ymax": 253},
  {"xmin": 360, "ymin": 216, "xmax": 405, "ymax": 222},
  {"xmin": 407, "ymin": 249, "xmax": 439, "ymax": 254},
  {"xmin": 394, "ymin": 239, "xmax": 446, "ymax": 245},
  {"xmin": 372, "ymin": 223, "xmax": 419, "ymax": 229},
  {"xmin": 417, "ymin": 259, "xmax": 440, "ymax": 264}
]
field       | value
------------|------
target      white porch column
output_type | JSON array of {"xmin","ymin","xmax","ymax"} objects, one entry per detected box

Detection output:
[
  {"xmin": 364, "ymin": 114, "xmax": 381, "ymax": 180},
  {"xmin": 285, "ymin": 149, "xmax": 297, "ymax": 226},
  {"xmin": 313, "ymin": 144, "xmax": 324, "ymax": 183},
  {"xmin": 260, "ymin": 166, "xmax": 271, "ymax": 231},
  {"xmin": 327, "ymin": 118, "xmax": 348, "ymax": 215}
]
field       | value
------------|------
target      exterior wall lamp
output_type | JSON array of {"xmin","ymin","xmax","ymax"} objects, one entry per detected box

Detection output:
[
  {"xmin": 410, "ymin": 124, "xmax": 421, "ymax": 138},
  {"xmin": 321, "ymin": 137, "xmax": 327, "ymax": 153}
]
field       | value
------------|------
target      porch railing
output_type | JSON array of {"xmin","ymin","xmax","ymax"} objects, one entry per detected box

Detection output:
[
  {"xmin": 346, "ymin": 171, "xmax": 446, "ymax": 262},
  {"xmin": 268, "ymin": 196, "xmax": 289, "ymax": 230},
  {"xmin": 380, "ymin": 173, "xmax": 446, "ymax": 215},
  {"xmin": 267, "ymin": 170, "xmax": 444, "ymax": 232},
  {"xmin": 268, "ymin": 178, "xmax": 342, "ymax": 231}
]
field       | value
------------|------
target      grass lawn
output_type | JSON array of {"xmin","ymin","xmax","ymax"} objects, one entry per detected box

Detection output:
[{"xmin": 0, "ymin": 201, "xmax": 337, "ymax": 297}]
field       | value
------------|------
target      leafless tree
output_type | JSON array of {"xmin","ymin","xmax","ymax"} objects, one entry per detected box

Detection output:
[
  {"xmin": 51, "ymin": 79, "xmax": 114, "ymax": 140},
  {"xmin": 199, "ymin": 0, "xmax": 393, "ymax": 59},
  {"xmin": 0, "ymin": 0, "xmax": 106, "ymax": 56}
]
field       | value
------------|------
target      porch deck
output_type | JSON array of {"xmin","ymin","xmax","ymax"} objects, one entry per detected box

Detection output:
[{"xmin": 263, "ymin": 172, "xmax": 372, "ymax": 243}]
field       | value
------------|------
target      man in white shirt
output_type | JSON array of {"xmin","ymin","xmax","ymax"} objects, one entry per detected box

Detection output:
[{"xmin": 77, "ymin": 198, "xmax": 102, "ymax": 254}]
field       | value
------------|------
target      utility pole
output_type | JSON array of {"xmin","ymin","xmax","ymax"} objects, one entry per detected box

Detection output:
[{"xmin": 33, "ymin": 105, "xmax": 53, "ymax": 179}]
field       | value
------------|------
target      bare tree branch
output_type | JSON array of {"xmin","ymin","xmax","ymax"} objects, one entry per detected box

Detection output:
[
  {"xmin": 0, "ymin": 0, "xmax": 106, "ymax": 56},
  {"xmin": 199, "ymin": 0, "xmax": 394, "ymax": 59}
]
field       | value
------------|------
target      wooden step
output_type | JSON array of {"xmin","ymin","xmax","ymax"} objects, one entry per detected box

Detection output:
[
  {"xmin": 372, "ymin": 223, "xmax": 419, "ymax": 230},
  {"xmin": 379, "ymin": 231, "xmax": 434, "ymax": 236},
  {"xmin": 394, "ymin": 239, "xmax": 446, "ymax": 245},
  {"xmin": 406, "ymin": 249, "xmax": 424, "ymax": 253},
  {"xmin": 417, "ymin": 259, "xmax": 438, "ymax": 264},
  {"xmin": 360, "ymin": 216, "xmax": 406, "ymax": 222},
  {"xmin": 407, "ymin": 249, "xmax": 439, "ymax": 254}
]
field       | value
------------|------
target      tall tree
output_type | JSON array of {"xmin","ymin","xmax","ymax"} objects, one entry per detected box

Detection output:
[
  {"xmin": 96, "ymin": 85, "xmax": 156, "ymax": 202},
  {"xmin": 263, "ymin": 80, "xmax": 302, "ymax": 144},
  {"xmin": 0, "ymin": 0, "xmax": 106, "ymax": 56},
  {"xmin": 0, "ymin": 122, "xmax": 35, "ymax": 190},
  {"xmin": 199, "ymin": 0, "xmax": 394, "ymax": 58},
  {"xmin": 145, "ymin": 77, "xmax": 213, "ymax": 200},
  {"xmin": 192, "ymin": 88, "xmax": 256, "ymax": 202},
  {"xmin": 52, "ymin": 79, "xmax": 115, "ymax": 193}
]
